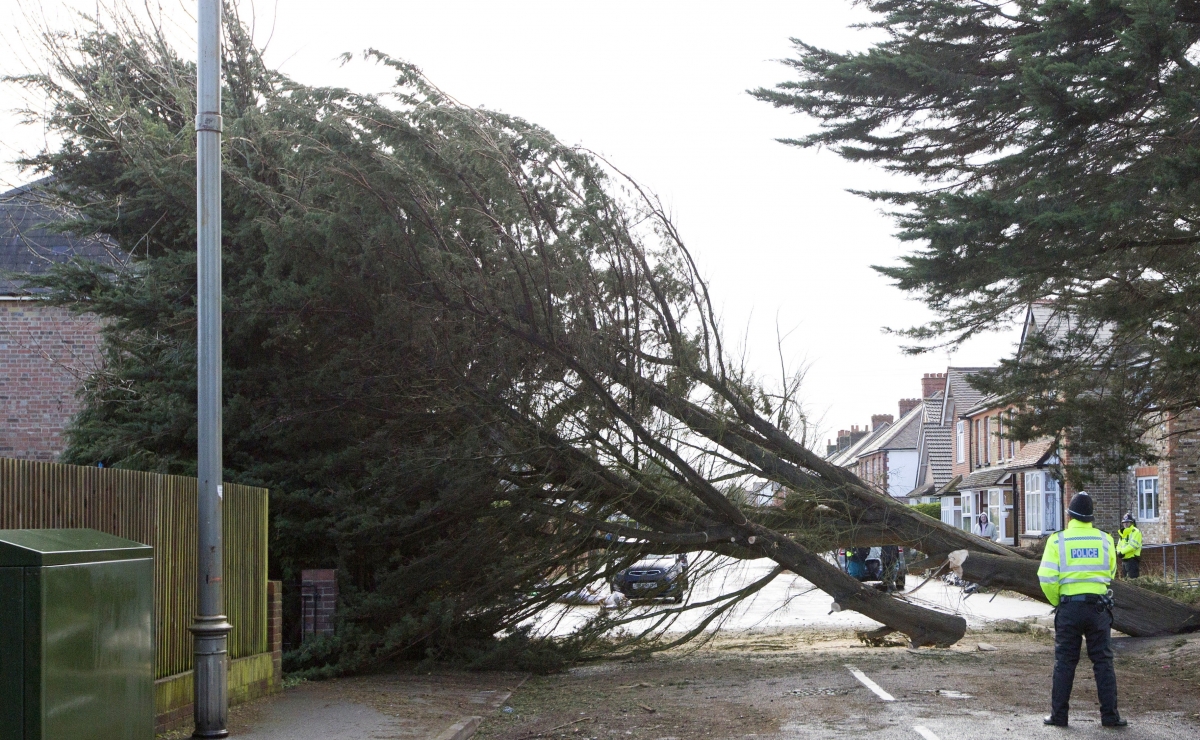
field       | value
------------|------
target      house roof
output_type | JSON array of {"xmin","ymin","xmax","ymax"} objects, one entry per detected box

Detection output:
[
  {"xmin": 923, "ymin": 423, "xmax": 953, "ymax": 488},
  {"xmin": 963, "ymin": 392, "xmax": 1005, "ymax": 417},
  {"xmin": 905, "ymin": 421, "xmax": 954, "ymax": 499},
  {"xmin": 1018, "ymin": 302, "xmax": 1114, "ymax": 360},
  {"xmin": 956, "ymin": 467, "xmax": 1011, "ymax": 490},
  {"xmin": 942, "ymin": 367, "xmax": 993, "ymax": 422},
  {"xmin": 854, "ymin": 402, "xmax": 923, "ymax": 457},
  {"xmin": 923, "ymin": 390, "xmax": 945, "ymax": 425},
  {"xmin": 1009, "ymin": 437, "xmax": 1056, "ymax": 468},
  {"xmin": 0, "ymin": 180, "xmax": 123, "ymax": 295},
  {"xmin": 827, "ymin": 423, "xmax": 890, "ymax": 467}
]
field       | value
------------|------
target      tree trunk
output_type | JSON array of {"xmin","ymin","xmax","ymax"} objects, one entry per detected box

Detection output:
[
  {"xmin": 751, "ymin": 528, "xmax": 966, "ymax": 647},
  {"xmin": 948, "ymin": 550, "xmax": 1200, "ymax": 637}
]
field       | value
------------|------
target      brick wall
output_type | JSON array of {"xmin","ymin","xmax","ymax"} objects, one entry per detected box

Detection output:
[
  {"xmin": 1164, "ymin": 410, "xmax": 1200, "ymax": 542},
  {"xmin": 0, "ymin": 301, "xmax": 100, "ymax": 460},
  {"xmin": 1140, "ymin": 542, "xmax": 1200, "ymax": 578},
  {"xmin": 301, "ymin": 569, "xmax": 337, "ymax": 640},
  {"xmin": 267, "ymin": 580, "xmax": 283, "ymax": 689}
]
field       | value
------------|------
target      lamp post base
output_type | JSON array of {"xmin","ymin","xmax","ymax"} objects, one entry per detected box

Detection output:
[{"xmin": 190, "ymin": 615, "xmax": 233, "ymax": 738}]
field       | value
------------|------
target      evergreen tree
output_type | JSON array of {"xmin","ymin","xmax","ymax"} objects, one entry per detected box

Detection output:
[
  {"xmin": 36, "ymin": 6, "xmax": 1190, "ymax": 664},
  {"xmin": 755, "ymin": 0, "xmax": 1200, "ymax": 469}
]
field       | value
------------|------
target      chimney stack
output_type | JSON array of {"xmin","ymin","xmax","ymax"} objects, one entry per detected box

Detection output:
[
  {"xmin": 871, "ymin": 413, "xmax": 894, "ymax": 431},
  {"xmin": 898, "ymin": 398, "xmax": 921, "ymax": 418},
  {"xmin": 921, "ymin": 372, "xmax": 946, "ymax": 399}
]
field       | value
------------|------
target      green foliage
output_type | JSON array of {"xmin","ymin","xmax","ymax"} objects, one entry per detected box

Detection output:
[
  {"xmin": 910, "ymin": 502, "xmax": 940, "ymax": 520},
  {"xmin": 755, "ymin": 0, "xmax": 1200, "ymax": 470},
  {"xmin": 12, "ymin": 13, "xmax": 641, "ymax": 672},
  {"xmin": 1128, "ymin": 576, "xmax": 1200, "ymax": 606}
]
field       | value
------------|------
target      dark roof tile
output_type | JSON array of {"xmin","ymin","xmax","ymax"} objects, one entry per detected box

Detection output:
[{"xmin": 0, "ymin": 180, "xmax": 123, "ymax": 295}]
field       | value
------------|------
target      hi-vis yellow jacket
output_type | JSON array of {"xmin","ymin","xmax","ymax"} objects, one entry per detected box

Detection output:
[
  {"xmin": 1037, "ymin": 519, "xmax": 1117, "ymax": 606},
  {"xmin": 1118, "ymin": 525, "xmax": 1143, "ymax": 559}
]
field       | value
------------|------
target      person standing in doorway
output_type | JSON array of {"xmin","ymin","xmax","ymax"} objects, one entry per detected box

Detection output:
[
  {"xmin": 1117, "ymin": 513, "xmax": 1142, "ymax": 579},
  {"xmin": 1038, "ymin": 492, "xmax": 1126, "ymax": 728},
  {"xmin": 975, "ymin": 511, "xmax": 998, "ymax": 541}
]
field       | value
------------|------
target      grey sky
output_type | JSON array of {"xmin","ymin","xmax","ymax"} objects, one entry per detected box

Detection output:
[{"xmin": 0, "ymin": 1, "xmax": 1020, "ymax": 447}]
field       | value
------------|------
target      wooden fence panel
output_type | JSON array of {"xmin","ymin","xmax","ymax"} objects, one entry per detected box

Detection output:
[{"xmin": 0, "ymin": 457, "xmax": 269, "ymax": 678}]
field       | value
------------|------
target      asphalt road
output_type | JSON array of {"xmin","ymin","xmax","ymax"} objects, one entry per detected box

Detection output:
[
  {"xmin": 479, "ymin": 628, "xmax": 1200, "ymax": 740},
  {"xmin": 533, "ymin": 557, "xmax": 1053, "ymax": 638},
  {"xmin": 778, "ymin": 661, "xmax": 1187, "ymax": 739}
]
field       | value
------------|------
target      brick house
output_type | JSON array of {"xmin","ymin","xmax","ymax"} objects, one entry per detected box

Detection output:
[
  {"xmin": 932, "ymin": 305, "xmax": 1200, "ymax": 547},
  {"xmin": 828, "ymin": 399, "xmax": 923, "ymax": 499},
  {"xmin": 0, "ymin": 181, "xmax": 119, "ymax": 460}
]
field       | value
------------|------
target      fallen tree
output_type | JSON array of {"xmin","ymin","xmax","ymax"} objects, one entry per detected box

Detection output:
[
  {"xmin": 948, "ymin": 550, "xmax": 1200, "ymax": 637},
  {"xmin": 17, "ymin": 6, "xmax": 1198, "ymax": 667}
]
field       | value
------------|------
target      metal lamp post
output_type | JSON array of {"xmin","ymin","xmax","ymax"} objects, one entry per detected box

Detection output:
[{"xmin": 191, "ymin": 0, "xmax": 231, "ymax": 737}]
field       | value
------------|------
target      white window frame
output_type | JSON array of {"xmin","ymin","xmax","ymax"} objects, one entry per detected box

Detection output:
[
  {"xmin": 956, "ymin": 421, "xmax": 965, "ymax": 463},
  {"xmin": 942, "ymin": 496, "xmax": 964, "ymax": 530},
  {"xmin": 1024, "ymin": 471, "xmax": 1042, "ymax": 533},
  {"xmin": 960, "ymin": 492, "xmax": 974, "ymax": 532},
  {"xmin": 1137, "ymin": 476, "xmax": 1160, "ymax": 521},
  {"xmin": 1023, "ymin": 471, "xmax": 1061, "ymax": 534},
  {"xmin": 996, "ymin": 415, "xmax": 1004, "ymax": 462}
]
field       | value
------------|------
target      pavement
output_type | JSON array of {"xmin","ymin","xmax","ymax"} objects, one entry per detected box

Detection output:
[{"xmin": 175, "ymin": 670, "xmax": 526, "ymax": 739}]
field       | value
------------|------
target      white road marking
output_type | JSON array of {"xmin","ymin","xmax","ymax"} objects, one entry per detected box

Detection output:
[
  {"xmin": 843, "ymin": 664, "xmax": 895, "ymax": 702},
  {"xmin": 914, "ymin": 726, "xmax": 940, "ymax": 740}
]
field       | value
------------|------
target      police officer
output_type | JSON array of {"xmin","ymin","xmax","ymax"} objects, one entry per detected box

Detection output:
[
  {"xmin": 1038, "ymin": 492, "xmax": 1127, "ymax": 728},
  {"xmin": 1117, "ymin": 513, "xmax": 1142, "ymax": 579}
]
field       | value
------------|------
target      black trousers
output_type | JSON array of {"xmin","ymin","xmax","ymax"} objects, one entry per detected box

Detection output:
[
  {"xmin": 1121, "ymin": 556, "xmax": 1140, "ymax": 579},
  {"xmin": 1051, "ymin": 600, "xmax": 1119, "ymax": 723}
]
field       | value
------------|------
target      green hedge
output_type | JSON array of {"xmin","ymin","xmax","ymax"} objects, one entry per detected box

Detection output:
[{"xmin": 910, "ymin": 502, "xmax": 941, "ymax": 520}]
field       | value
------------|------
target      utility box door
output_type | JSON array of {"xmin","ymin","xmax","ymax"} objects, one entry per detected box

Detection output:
[{"xmin": 0, "ymin": 529, "xmax": 153, "ymax": 740}]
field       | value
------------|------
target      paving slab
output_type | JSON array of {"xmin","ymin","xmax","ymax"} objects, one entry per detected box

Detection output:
[{"xmin": 160, "ymin": 670, "xmax": 526, "ymax": 739}]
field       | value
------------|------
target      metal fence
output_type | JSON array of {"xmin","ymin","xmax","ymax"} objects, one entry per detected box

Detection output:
[
  {"xmin": 0, "ymin": 457, "xmax": 268, "ymax": 678},
  {"xmin": 1141, "ymin": 540, "xmax": 1200, "ymax": 585}
]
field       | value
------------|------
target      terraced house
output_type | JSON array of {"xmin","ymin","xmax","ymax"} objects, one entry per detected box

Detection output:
[{"xmin": 931, "ymin": 306, "xmax": 1200, "ymax": 551}]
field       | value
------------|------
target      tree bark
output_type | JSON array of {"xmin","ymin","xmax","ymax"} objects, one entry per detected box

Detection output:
[
  {"xmin": 750, "ymin": 527, "xmax": 966, "ymax": 647},
  {"xmin": 948, "ymin": 550, "xmax": 1200, "ymax": 637}
]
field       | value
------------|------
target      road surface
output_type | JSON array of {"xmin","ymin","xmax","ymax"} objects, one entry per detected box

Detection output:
[{"xmin": 531, "ymin": 556, "xmax": 1052, "ymax": 638}]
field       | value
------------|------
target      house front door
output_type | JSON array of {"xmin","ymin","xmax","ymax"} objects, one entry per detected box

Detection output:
[{"xmin": 987, "ymin": 488, "xmax": 1014, "ymax": 545}]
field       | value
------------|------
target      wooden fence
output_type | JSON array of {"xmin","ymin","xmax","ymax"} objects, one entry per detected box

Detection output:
[{"xmin": 0, "ymin": 457, "xmax": 268, "ymax": 679}]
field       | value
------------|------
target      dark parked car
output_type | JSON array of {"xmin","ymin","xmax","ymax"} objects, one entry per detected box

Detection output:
[
  {"xmin": 611, "ymin": 555, "xmax": 689, "ymax": 602},
  {"xmin": 836, "ymin": 546, "xmax": 907, "ymax": 591}
]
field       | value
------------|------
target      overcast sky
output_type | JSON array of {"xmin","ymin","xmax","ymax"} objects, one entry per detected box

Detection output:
[{"xmin": 0, "ymin": 1, "xmax": 1021, "ymax": 447}]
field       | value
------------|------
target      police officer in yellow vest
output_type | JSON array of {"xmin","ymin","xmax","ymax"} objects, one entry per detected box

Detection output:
[
  {"xmin": 1038, "ymin": 492, "xmax": 1126, "ymax": 728},
  {"xmin": 1117, "ymin": 513, "xmax": 1142, "ymax": 579}
]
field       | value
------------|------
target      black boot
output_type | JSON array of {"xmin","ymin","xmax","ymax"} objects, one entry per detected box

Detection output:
[{"xmin": 1044, "ymin": 716, "xmax": 1068, "ymax": 727}]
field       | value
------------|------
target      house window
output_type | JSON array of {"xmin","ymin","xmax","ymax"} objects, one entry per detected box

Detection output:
[
  {"xmin": 1007, "ymin": 411, "xmax": 1016, "ymax": 459},
  {"xmin": 983, "ymin": 417, "xmax": 991, "ymax": 464},
  {"xmin": 956, "ymin": 421, "xmax": 965, "ymax": 463},
  {"xmin": 960, "ymin": 492, "xmax": 974, "ymax": 532},
  {"xmin": 1137, "ymin": 477, "xmax": 1160, "ymax": 521},
  {"xmin": 1024, "ymin": 471, "xmax": 1061, "ymax": 534},
  {"xmin": 942, "ymin": 496, "xmax": 960, "ymax": 527},
  {"xmin": 975, "ymin": 419, "xmax": 982, "ymax": 466},
  {"xmin": 995, "ymin": 415, "xmax": 1004, "ymax": 461}
]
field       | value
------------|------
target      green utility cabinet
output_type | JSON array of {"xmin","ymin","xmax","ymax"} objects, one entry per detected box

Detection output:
[{"xmin": 0, "ymin": 529, "xmax": 153, "ymax": 740}]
